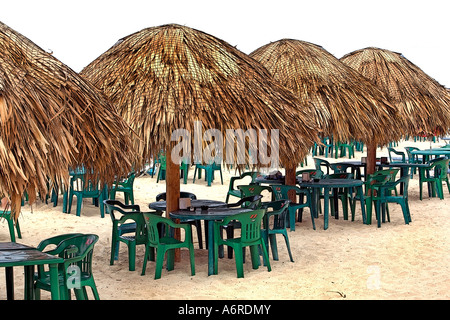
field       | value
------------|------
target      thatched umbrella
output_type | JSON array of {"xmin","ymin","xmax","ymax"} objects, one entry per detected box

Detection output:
[
  {"xmin": 340, "ymin": 47, "xmax": 450, "ymax": 139},
  {"xmin": 249, "ymin": 39, "xmax": 403, "ymax": 174},
  {"xmin": 0, "ymin": 21, "xmax": 136, "ymax": 220},
  {"xmin": 81, "ymin": 24, "xmax": 320, "ymax": 216}
]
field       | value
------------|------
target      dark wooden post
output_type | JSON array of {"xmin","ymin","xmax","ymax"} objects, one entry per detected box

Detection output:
[{"xmin": 165, "ymin": 148, "xmax": 181, "ymax": 262}]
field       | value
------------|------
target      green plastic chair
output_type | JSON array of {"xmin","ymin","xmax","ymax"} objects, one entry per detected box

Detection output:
[
  {"xmin": 418, "ymin": 158, "xmax": 450, "ymax": 200},
  {"xmin": 193, "ymin": 161, "xmax": 223, "ymax": 186},
  {"xmin": 109, "ymin": 172, "xmax": 136, "ymax": 205},
  {"xmin": 313, "ymin": 157, "xmax": 330, "ymax": 176},
  {"xmin": 155, "ymin": 153, "xmax": 190, "ymax": 184},
  {"xmin": 67, "ymin": 174, "xmax": 106, "ymax": 218},
  {"xmin": 404, "ymin": 147, "xmax": 422, "ymax": 176},
  {"xmin": 334, "ymin": 141, "xmax": 355, "ymax": 159},
  {"xmin": 213, "ymin": 209, "xmax": 271, "ymax": 278},
  {"xmin": 0, "ymin": 209, "xmax": 22, "ymax": 242},
  {"xmin": 387, "ymin": 147, "xmax": 406, "ymax": 163},
  {"xmin": 237, "ymin": 184, "xmax": 273, "ymax": 202},
  {"xmin": 156, "ymin": 153, "xmax": 167, "ymax": 182},
  {"xmin": 104, "ymin": 200, "xmax": 159, "ymax": 271},
  {"xmin": 141, "ymin": 213, "xmax": 195, "ymax": 280},
  {"xmin": 351, "ymin": 171, "xmax": 393, "ymax": 225},
  {"xmin": 261, "ymin": 200, "xmax": 294, "ymax": 262},
  {"xmin": 225, "ymin": 171, "xmax": 259, "ymax": 203},
  {"xmin": 34, "ymin": 234, "xmax": 100, "ymax": 300},
  {"xmin": 218, "ymin": 195, "xmax": 263, "ymax": 259},
  {"xmin": 378, "ymin": 176, "xmax": 412, "ymax": 227},
  {"xmin": 312, "ymin": 136, "xmax": 334, "ymax": 158},
  {"xmin": 271, "ymin": 185, "xmax": 314, "ymax": 231}
]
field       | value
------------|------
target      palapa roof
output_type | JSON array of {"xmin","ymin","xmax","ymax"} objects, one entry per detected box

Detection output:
[
  {"xmin": 0, "ymin": 21, "xmax": 135, "ymax": 219},
  {"xmin": 249, "ymin": 39, "xmax": 403, "ymax": 145},
  {"xmin": 81, "ymin": 24, "xmax": 320, "ymax": 167},
  {"xmin": 341, "ymin": 47, "xmax": 450, "ymax": 136}
]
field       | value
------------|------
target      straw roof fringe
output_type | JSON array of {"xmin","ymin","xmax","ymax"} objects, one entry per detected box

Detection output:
[
  {"xmin": 81, "ymin": 24, "xmax": 320, "ymax": 167},
  {"xmin": 249, "ymin": 39, "xmax": 403, "ymax": 145},
  {"xmin": 0, "ymin": 21, "xmax": 136, "ymax": 219},
  {"xmin": 340, "ymin": 47, "xmax": 450, "ymax": 136}
]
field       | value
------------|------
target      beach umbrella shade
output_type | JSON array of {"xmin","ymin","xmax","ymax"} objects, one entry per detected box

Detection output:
[
  {"xmin": 250, "ymin": 39, "xmax": 404, "ymax": 174},
  {"xmin": 0, "ymin": 21, "xmax": 136, "ymax": 220},
  {"xmin": 81, "ymin": 24, "xmax": 320, "ymax": 214},
  {"xmin": 340, "ymin": 47, "xmax": 450, "ymax": 139}
]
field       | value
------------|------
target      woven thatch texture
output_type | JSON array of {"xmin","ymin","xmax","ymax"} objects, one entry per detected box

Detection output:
[
  {"xmin": 341, "ymin": 47, "xmax": 450, "ymax": 136},
  {"xmin": 249, "ymin": 39, "xmax": 403, "ymax": 145},
  {"xmin": 81, "ymin": 24, "xmax": 320, "ymax": 168},
  {"xmin": 0, "ymin": 21, "xmax": 136, "ymax": 219}
]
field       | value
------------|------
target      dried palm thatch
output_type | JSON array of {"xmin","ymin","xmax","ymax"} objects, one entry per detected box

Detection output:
[
  {"xmin": 81, "ymin": 24, "xmax": 320, "ymax": 169},
  {"xmin": 0, "ymin": 21, "xmax": 136, "ymax": 220},
  {"xmin": 249, "ymin": 39, "xmax": 403, "ymax": 145},
  {"xmin": 340, "ymin": 47, "xmax": 450, "ymax": 137}
]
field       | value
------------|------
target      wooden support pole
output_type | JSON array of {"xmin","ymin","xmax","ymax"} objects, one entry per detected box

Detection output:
[
  {"xmin": 285, "ymin": 166, "xmax": 297, "ymax": 202},
  {"xmin": 166, "ymin": 148, "xmax": 181, "ymax": 262},
  {"xmin": 366, "ymin": 143, "xmax": 377, "ymax": 176}
]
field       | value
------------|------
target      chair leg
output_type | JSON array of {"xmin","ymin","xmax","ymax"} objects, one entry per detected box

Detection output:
[
  {"xmin": 7, "ymin": 218, "xmax": 16, "ymax": 242},
  {"xmin": 194, "ymin": 221, "xmax": 203, "ymax": 249},
  {"xmin": 260, "ymin": 240, "xmax": 271, "ymax": 272},
  {"xmin": 282, "ymin": 231, "xmax": 294, "ymax": 262},
  {"xmin": 268, "ymin": 234, "xmax": 278, "ymax": 260},
  {"xmin": 128, "ymin": 242, "xmax": 136, "ymax": 271},
  {"xmin": 189, "ymin": 244, "xmax": 196, "ymax": 276},
  {"xmin": 76, "ymin": 196, "xmax": 83, "ymax": 217},
  {"xmin": 233, "ymin": 245, "xmax": 245, "ymax": 278}
]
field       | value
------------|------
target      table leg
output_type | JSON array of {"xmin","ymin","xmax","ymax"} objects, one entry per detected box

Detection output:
[
  {"xmin": 333, "ymin": 188, "xmax": 339, "ymax": 219},
  {"xmin": 208, "ymin": 220, "xmax": 214, "ymax": 276},
  {"xmin": 5, "ymin": 266, "xmax": 14, "ymax": 300},
  {"xmin": 24, "ymin": 265, "xmax": 34, "ymax": 300},
  {"xmin": 323, "ymin": 187, "xmax": 330, "ymax": 230},
  {"xmin": 358, "ymin": 186, "xmax": 367, "ymax": 224},
  {"xmin": 48, "ymin": 263, "xmax": 61, "ymax": 300}
]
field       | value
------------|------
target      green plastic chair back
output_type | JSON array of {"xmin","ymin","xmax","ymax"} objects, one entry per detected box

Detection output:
[
  {"xmin": 404, "ymin": 147, "xmax": 421, "ymax": 163},
  {"xmin": 378, "ymin": 176, "xmax": 412, "ymax": 227},
  {"xmin": 418, "ymin": 159, "xmax": 450, "ymax": 200},
  {"xmin": 35, "ymin": 234, "xmax": 100, "ymax": 300},
  {"xmin": 237, "ymin": 184, "xmax": 273, "ymax": 202},
  {"xmin": 270, "ymin": 184, "xmax": 314, "ymax": 231},
  {"xmin": 193, "ymin": 161, "xmax": 224, "ymax": 186},
  {"xmin": 313, "ymin": 158, "xmax": 330, "ymax": 175},
  {"xmin": 0, "ymin": 208, "xmax": 22, "ymax": 242},
  {"xmin": 261, "ymin": 200, "xmax": 293, "ymax": 262},
  {"xmin": 225, "ymin": 171, "xmax": 259, "ymax": 203},
  {"xmin": 388, "ymin": 147, "xmax": 406, "ymax": 163},
  {"xmin": 141, "ymin": 213, "xmax": 195, "ymax": 279},
  {"xmin": 156, "ymin": 153, "xmax": 167, "ymax": 182},
  {"xmin": 67, "ymin": 174, "xmax": 105, "ymax": 218},
  {"xmin": 109, "ymin": 172, "xmax": 136, "ymax": 205},
  {"xmin": 213, "ymin": 209, "xmax": 271, "ymax": 278},
  {"xmin": 104, "ymin": 200, "xmax": 155, "ymax": 271}
]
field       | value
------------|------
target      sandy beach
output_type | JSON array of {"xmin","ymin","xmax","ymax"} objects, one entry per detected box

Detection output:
[{"xmin": 1, "ymin": 138, "xmax": 449, "ymax": 301}]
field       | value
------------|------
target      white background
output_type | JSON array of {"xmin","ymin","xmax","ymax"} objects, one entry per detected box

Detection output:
[{"xmin": 1, "ymin": 0, "xmax": 449, "ymax": 87}]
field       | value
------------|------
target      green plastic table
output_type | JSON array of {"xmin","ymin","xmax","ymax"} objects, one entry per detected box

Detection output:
[
  {"xmin": 411, "ymin": 148, "xmax": 450, "ymax": 162},
  {"xmin": 299, "ymin": 179, "xmax": 366, "ymax": 230},
  {"xmin": 169, "ymin": 207, "xmax": 251, "ymax": 276},
  {"xmin": 149, "ymin": 199, "xmax": 226, "ymax": 212},
  {"xmin": 0, "ymin": 242, "xmax": 63, "ymax": 300}
]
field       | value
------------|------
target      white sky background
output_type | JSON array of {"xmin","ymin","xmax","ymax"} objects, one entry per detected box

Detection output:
[{"xmin": 1, "ymin": 0, "xmax": 449, "ymax": 86}]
